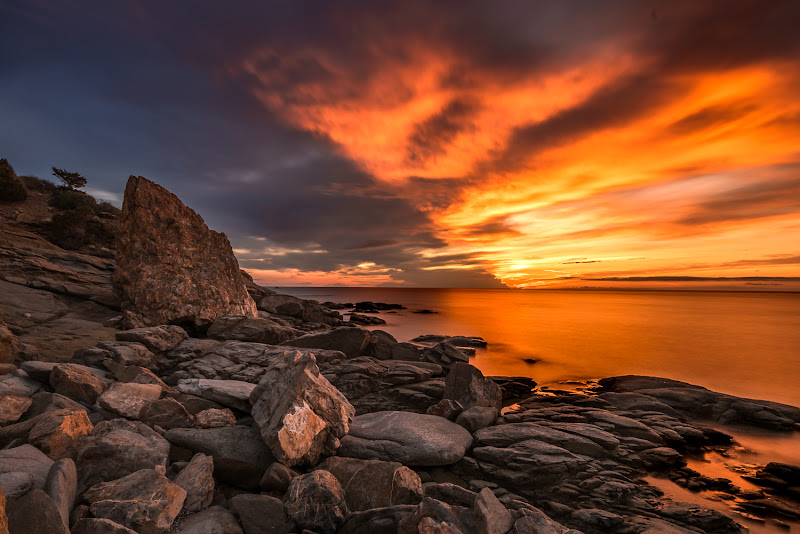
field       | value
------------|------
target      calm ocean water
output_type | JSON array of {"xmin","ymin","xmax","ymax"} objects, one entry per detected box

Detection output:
[{"xmin": 278, "ymin": 288, "xmax": 800, "ymax": 408}]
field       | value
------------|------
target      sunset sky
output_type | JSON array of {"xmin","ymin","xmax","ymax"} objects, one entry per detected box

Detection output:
[{"xmin": 2, "ymin": 1, "xmax": 799, "ymax": 289}]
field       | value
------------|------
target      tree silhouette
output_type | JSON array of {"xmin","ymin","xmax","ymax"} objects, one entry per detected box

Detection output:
[{"xmin": 52, "ymin": 167, "xmax": 87, "ymax": 190}]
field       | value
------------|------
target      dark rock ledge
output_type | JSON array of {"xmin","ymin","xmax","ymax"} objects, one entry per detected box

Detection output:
[{"xmin": 1, "ymin": 176, "xmax": 798, "ymax": 534}]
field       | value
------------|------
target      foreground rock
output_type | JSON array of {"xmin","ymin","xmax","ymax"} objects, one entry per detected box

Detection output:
[
  {"xmin": 284, "ymin": 470, "xmax": 348, "ymax": 534},
  {"xmin": 113, "ymin": 175, "xmax": 258, "ymax": 331},
  {"xmin": 319, "ymin": 456, "xmax": 423, "ymax": 511},
  {"xmin": 84, "ymin": 469, "xmax": 186, "ymax": 534},
  {"xmin": 250, "ymin": 351, "xmax": 354, "ymax": 467},
  {"xmin": 6, "ymin": 488, "xmax": 68, "ymax": 534},
  {"xmin": 339, "ymin": 411, "xmax": 472, "ymax": 466}
]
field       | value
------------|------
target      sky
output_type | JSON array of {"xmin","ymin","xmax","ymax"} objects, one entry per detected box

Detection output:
[{"xmin": 1, "ymin": 1, "xmax": 799, "ymax": 289}]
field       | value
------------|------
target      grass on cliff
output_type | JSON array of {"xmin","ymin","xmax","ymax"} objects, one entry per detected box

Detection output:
[{"xmin": 0, "ymin": 158, "xmax": 28, "ymax": 202}]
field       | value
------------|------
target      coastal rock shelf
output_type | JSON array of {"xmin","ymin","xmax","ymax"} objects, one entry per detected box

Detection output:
[{"xmin": 1, "ymin": 177, "xmax": 799, "ymax": 534}]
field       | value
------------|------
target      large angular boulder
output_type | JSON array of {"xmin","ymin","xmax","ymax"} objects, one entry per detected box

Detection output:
[
  {"xmin": 444, "ymin": 363, "xmax": 502, "ymax": 411},
  {"xmin": 0, "ymin": 394, "xmax": 31, "ymax": 425},
  {"xmin": 113, "ymin": 175, "xmax": 258, "ymax": 332},
  {"xmin": 76, "ymin": 419, "xmax": 170, "ymax": 492},
  {"xmin": 97, "ymin": 382, "xmax": 163, "ymax": 418},
  {"xmin": 84, "ymin": 469, "xmax": 186, "ymax": 534},
  {"xmin": 474, "ymin": 487, "xmax": 512, "ymax": 534},
  {"xmin": 6, "ymin": 488, "xmax": 68, "ymax": 534},
  {"xmin": 173, "ymin": 453, "xmax": 214, "ymax": 513},
  {"xmin": 317, "ymin": 456, "xmax": 423, "ymax": 511},
  {"xmin": 249, "ymin": 351, "xmax": 354, "ymax": 467},
  {"xmin": 338, "ymin": 411, "xmax": 473, "ymax": 466},
  {"xmin": 28, "ymin": 408, "xmax": 93, "ymax": 460},
  {"xmin": 115, "ymin": 325, "xmax": 188, "ymax": 353},
  {"xmin": 139, "ymin": 398, "xmax": 194, "ymax": 429},
  {"xmin": 284, "ymin": 470, "xmax": 347, "ymax": 534},
  {"xmin": 49, "ymin": 364, "xmax": 107, "ymax": 404},
  {"xmin": 0, "ymin": 444, "xmax": 54, "ymax": 490}
]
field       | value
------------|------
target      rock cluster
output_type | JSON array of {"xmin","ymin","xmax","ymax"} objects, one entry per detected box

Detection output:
[{"xmin": 3, "ymin": 178, "xmax": 800, "ymax": 534}]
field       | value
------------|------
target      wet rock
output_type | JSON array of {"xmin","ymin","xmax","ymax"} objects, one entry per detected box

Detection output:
[
  {"xmin": 113, "ymin": 175, "xmax": 258, "ymax": 331},
  {"xmin": 486, "ymin": 377, "xmax": 537, "ymax": 401},
  {"xmin": 368, "ymin": 331, "xmax": 424, "ymax": 362},
  {"xmin": 207, "ymin": 315, "xmax": 300, "ymax": 344},
  {"xmin": 72, "ymin": 518, "xmax": 138, "ymax": 534},
  {"xmin": 658, "ymin": 501, "xmax": 744, "ymax": 532},
  {"xmin": 6, "ymin": 488, "xmax": 68, "ymax": 534},
  {"xmin": 44, "ymin": 458, "xmax": 77, "ymax": 528},
  {"xmin": 260, "ymin": 461, "xmax": 299, "ymax": 493},
  {"xmin": 0, "ymin": 395, "xmax": 31, "ymax": 425},
  {"xmin": 250, "ymin": 351, "xmax": 354, "ymax": 467},
  {"xmin": 474, "ymin": 487, "xmax": 512, "ymax": 534},
  {"xmin": 282, "ymin": 327, "xmax": 374, "ymax": 358},
  {"xmin": 97, "ymin": 382, "xmax": 163, "ymax": 418},
  {"xmin": 194, "ymin": 408, "xmax": 236, "ymax": 428},
  {"xmin": 348, "ymin": 313, "xmax": 386, "ymax": 325},
  {"xmin": 170, "ymin": 506, "xmax": 243, "ymax": 534},
  {"xmin": 164, "ymin": 426, "xmax": 273, "ymax": 490},
  {"xmin": 427, "ymin": 399, "xmax": 464, "ymax": 420},
  {"xmin": 173, "ymin": 452, "xmax": 214, "ymax": 513},
  {"xmin": 139, "ymin": 397, "xmax": 194, "ymax": 429},
  {"xmin": 115, "ymin": 325, "xmax": 188, "ymax": 353},
  {"xmin": 49, "ymin": 363, "xmax": 107, "ymax": 404},
  {"xmin": 177, "ymin": 378, "xmax": 255, "ymax": 412},
  {"xmin": 318, "ymin": 456, "xmax": 423, "ymax": 511},
  {"xmin": 77, "ymin": 419, "xmax": 170, "ymax": 492},
  {"xmin": 284, "ymin": 470, "xmax": 347, "ymax": 534},
  {"xmin": 0, "ymin": 444, "xmax": 54, "ymax": 489},
  {"xmin": 455, "ymin": 407, "xmax": 498, "ymax": 432},
  {"xmin": 28, "ymin": 408, "xmax": 93, "ymax": 460},
  {"xmin": 339, "ymin": 411, "xmax": 473, "ymax": 466},
  {"xmin": 84, "ymin": 469, "xmax": 186, "ymax": 534},
  {"xmin": 230, "ymin": 493, "xmax": 294, "ymax": 534}
]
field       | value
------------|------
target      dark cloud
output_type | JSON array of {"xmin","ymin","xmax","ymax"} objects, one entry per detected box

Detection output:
[
  {"xmin": 678, "ymin": 178, "xmax": 800, "ymax": 226},
  {"xmin": 667, "ymin": 101, "xmax": 759, "ymax": 136},
  {"xmin": 406, "ymin": 98, "xmax": 480, "ymax": 166},
  {"xmin": 463, "ymin": 216, "xmax": 522, "ymax": 237}
]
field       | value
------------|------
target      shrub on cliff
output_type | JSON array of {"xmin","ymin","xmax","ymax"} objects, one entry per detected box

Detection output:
[
  {"xmin": 44, "ymin": 205, "xmax": 115, "ymax": 250},
  {"xmin": 0, "ymin": 158, "xmax": 28, "ymax": 202},
  {"xmin": 49, "ymin": 189, "xmax": 97, "ymax": 210},
  {"xmin": 20, "ymin": 174, "xmax": 58, "ymax": 193}
]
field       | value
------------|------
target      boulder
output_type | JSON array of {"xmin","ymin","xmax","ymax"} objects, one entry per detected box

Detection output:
[
  {"xmin": 443, "ymin": 363, "xmax": 502, "ymax": 411},
  {"xmin": 0, "ymin": 394, "xmax": 31, "ymax": 425},
  {"xmin": 249, "ymin": 351, "xmax": 354, "ymax": 467},
  {"xmin": 177, "ymin": 378, "xmax": 255, "ymax": 412},
  {"xmin": 6, "ymin": 488, "xmax": 68, "ymax": 534},
  {"xmin": 341, "ymin": 506, "xmax": 416, "ymax": 534},
  {"xmin": 0, "ymin": 444, "xmax": 54, "ymax": 489},
  {"xmin": 512, "ymin": 506, "xmax": 578, "ymax": 534},
  {"xmin": 72, "ymin": 518, "xmax": 138, "ymax": 534},
  {"xmin": 28, "ymin": 408, "xmax": 93, "ymax": 460},
  {"xmin": 284, "ymin": 470, "xmax": 347, "ymax": 534},
  {"xmin": 49, "ymin": 364, "xmax": 107, "ymax": 404},
  {"xmin": 115, "ymin": 366, "xmax": 171, "ymax": 393},
  {"xmin": 369, "ymin": 331, "xmax": 423, "ymax": 362},
  {"xmin": 0, "ymin": 371, "xmax": 42, "ymax": 397},
  {"xmin": 139, "ymin": 397, "xmax": 195, "ymax": 429},
  {"xmin": 397, "ymin": 497, "xmax": 473, "ymax": 534},
  {"xmin": 259, "ymin": 462, "xmax": 299, "ymax": 493},
  {"xmin": 423, "ymin": 483, "xmax": 477, "ymax": 508},
  {"xmin": 318, "ymin": 456, "xmax": 423, "ymax": 511},
  {"xmin": 0, "ymin": 471, "xmax": 36, "ymax": 499},
  {"xmin": 44, "ymin": 458, "xmax": 77, "ymax": 529},
  {"xmin": 455, "ymin": 406, "xmax": 498, "ymax": 433},
  {"xmin": 173, "ymin": 453, "xmax": 214, "ymax": 513},
  {"xmin": 474, "ymin": 488, "xmax": 512, "ymax": 534},
  {"xmin": 207, "ymin": 315, "xmax": 300, "ymax": 344},
  {"xmin": 164, "ymin": 426, "xmax": 273, "ymax": 489},
  {"xmin": 23, "ymin": 391, "xmax": 89, "ymax": 420},
  {"xmin": 426, "ymin": 399, "xmax": 464, "ymax": 421},
  {"xmin": 97, "ymin": 382, "xmax": 163, "ymax": 418},
  {"xmin": 258, "ymin": 293, "xmax": 340, "ymax": 325},
  {"xmin": 95, "ymin": 341, "xmax": 156, "ymax": 368},
  {"xmin": 113, "ymin": 175, "xmax": 258, "ymax": 332},
  {"xmin": 0, "ymin": 314, "xmax": 19, "ymax": 364},
  {"xmin": 170, "ymin": 506, "xmax": 244, "ymax": 534},
  {"xmin": 115, "ymin": 325, "xmax": 188, "ymax": 353},
  {"xmin": 76, "ymin": 419, "xmax": 170, "ymax": 492},
  {"xmin": 84, "ymin": 469, "xmax": 186, "ymax": 534},
  {"xmin": 230, "ymin": 493, "xmax": 294, "ymax": 534},
  {"xmin": 194, "ymin": 408, "xmax": 236, "ymax": 428},
  {"xmin": 338, "ymin": 411, "xmax": 473, "ymax": 466},
  {"xmin": 282, "ymin": 327, "xmax": 374, "ymax": 358}
]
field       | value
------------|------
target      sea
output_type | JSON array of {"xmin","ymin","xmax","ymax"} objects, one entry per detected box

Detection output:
[{"xmin": 279, "ymin": 287, "xmax": 800, "ymax": 533}]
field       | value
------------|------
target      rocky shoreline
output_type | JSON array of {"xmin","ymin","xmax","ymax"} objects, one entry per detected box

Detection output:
[{"xmin": 1, "ymin": 176, "xmax": 799, "ymax": 534}]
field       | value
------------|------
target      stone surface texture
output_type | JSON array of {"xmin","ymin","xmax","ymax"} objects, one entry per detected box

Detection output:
[{"xmin": 113, "ymin": 175, "xmax": 257, "ymax": 331}]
